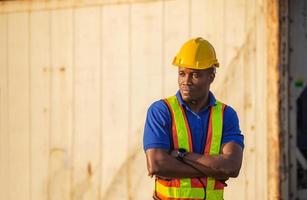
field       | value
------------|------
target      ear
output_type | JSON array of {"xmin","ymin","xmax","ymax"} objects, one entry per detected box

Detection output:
[{"xmin": 209, "ymin": 72, "xmax": 215, "ymax": 83}]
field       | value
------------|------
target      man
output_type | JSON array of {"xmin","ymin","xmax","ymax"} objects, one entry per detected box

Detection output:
[{"xmin": 143, "ymin": 37, "xmax": 244, "ymax": 200}]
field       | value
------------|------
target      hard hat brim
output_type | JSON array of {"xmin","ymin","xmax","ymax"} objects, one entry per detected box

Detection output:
[{"xmin": 172, "ymin": 56, "xmax": 219, "ymax": 70}]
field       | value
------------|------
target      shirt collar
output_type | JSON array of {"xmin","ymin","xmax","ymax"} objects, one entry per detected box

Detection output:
[{"xmin": 175, "ymin": 90, "xmax": 216, "ymax": 111}]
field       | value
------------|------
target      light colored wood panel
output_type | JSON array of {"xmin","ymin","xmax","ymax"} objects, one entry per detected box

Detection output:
[
  {"xmin": 130, "ymin": 2, "xmax": 164, "ymax": 199},
  {"xmin": 0, "ymin": 13, "xmax": 9, "ymax": 200},
  {"xmin": 212, "ymin": 1, "xmax": 244, "ymax": 109},
  {"xmin": 130, "ymin": 1, "xmax": 163, "ymax": 148},
  {"xmin": 223, "ymin": 0, "xmax": 258, "ymax": 199},
  {"xmin": 100, "ymin": 4, "xmax": 130, "ymax": 200},
  {"xmin": 255, "ymin": 0, "xmax": 268, "ymax": 199},
  {"xmin": 8, "ymin": 12, "xmax": 30, "ymax": 200},
  {"xmin": 0, "ymin": 0, "xmax": 162, "ymax": 14},
  {"xmin": 190, "ymin": 0, "xmax": 224, "ymax": 67},
  {"xmin": 213, "ymin": 0, "xmax": 246, "ymax": 107},
  {"xmin": 50, "ymin": 8, "xmax": 73, "ymax": 200},
  {"xmin": 213, "ymin": 0, "xmax": 245, "ymax": 107},
  {"xmin": 30, "ymin": 11, "xmax": 50, "ymax": 200},
  {"xmin": 190, "ymin": 0, "xmax": 226, "ymax": 101},
  {"xmin": 240, "ymin": 1, "xmax": 258, "ymax": 200},
  {"xmin": 163, "ymin": 0, "xmax": 189, "ymax": 96},
  {"xmin": 73, "ymin": 7, "xmax": 101, "ymax": 200},
  {"xmin": 223, "ymin": 0, "xmax": 246, "ymax": 68}
]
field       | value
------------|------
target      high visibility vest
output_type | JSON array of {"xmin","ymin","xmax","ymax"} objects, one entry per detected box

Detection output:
[{"xmin": 154, "ymin": 95, "xmax": 226, "ymax": 200}]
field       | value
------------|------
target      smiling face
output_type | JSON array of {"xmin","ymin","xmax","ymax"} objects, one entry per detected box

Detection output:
[{"xmin": 178, "ymin": 67, "xmax": 215, "ymax": 103}]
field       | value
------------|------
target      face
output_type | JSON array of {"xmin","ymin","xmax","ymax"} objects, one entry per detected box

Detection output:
[{"xmin": 178, "ymin": 67, "xmax": 215, "ymax": 103}]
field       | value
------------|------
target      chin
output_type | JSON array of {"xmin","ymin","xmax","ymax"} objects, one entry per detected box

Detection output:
[{"xmin": 181, "ymin": 94, "xmax": 192, "ymax": 102}]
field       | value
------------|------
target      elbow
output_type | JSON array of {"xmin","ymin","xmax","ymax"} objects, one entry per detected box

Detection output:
[
  {"xmin": 147, "ymin": 162, "xmax": 158, "ymax": 176},
  {"xmin": 225, "ymin": 166, "xmax": 241, "ymax": 178},
  {"xmin": 228, "ymin": 169, "xmax": 240, "ymax": 178},
  {"xmin": 145, "ymin": 149, "xmax": 170, "ymax": 177},
  {"xmin": 221, "ymin": 157, "xmax": 242, "ymax": 178},
  {"xmin": 217, "ymin": 169, "xmax": 238, "ymax": 179},
  {"xmin": 147, "ymin": 159, "xmax": 165, "ymax": 176},
  {"xmin": 216, "ymin": 162, "xmax": 241, "ymax": 178}
]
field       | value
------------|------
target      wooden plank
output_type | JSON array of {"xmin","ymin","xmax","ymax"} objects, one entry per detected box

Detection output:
[
  {"xmin": 7, "ymin": 12, "xmax": 30, "ymax": 200},
  {"xmin": 29, "ymin": 10, "xmax": 50, "ymax": 200},
  {"xmin": 49, "ymin": 8, "xmax": 73, "ymax": 200},
  {"xmin": 223, "ymin": 0, "xmax": 246, "ymax": 68},
  {"xmin": 0, "ymin": 13, "xmax": 9, "ymax": 200},
  {"xmin": 190, "ymin": 0, "xmax": 225, "ymax": 93},
  {"xmin": 213, "ymin": 0, "xmax": 246, "ymax": 107},
  {"xmin": 190, "ymin": 0, "xmax": 224, "ymax": 67},
  {"xmin": 240, "ymin": 1, "xmax": 257, "ymax": 200},
  {"xmin": 163, "ymin": 0, "xmax": 189, "ymax": 96},
  {"xmin": 0, "ymin": 0, "xmax": 160, "ymax": 14},
  {"xmin": 73, "ymin": 7, "xmax": 101, "ymax": 200},
  {"xmin": 100, "ymin": 4, "xmax": 130, "ymax": 199},
  {"xmin": 266, "ymin": 0, "xmax": 280, "ymax": 199},
  {"xmin": 130, "ymin": 2, "xmax": 163, "ymax": 199},
  {"xmin": 255, "ymin": 0, "xmax": 268, "ymax": 199}
]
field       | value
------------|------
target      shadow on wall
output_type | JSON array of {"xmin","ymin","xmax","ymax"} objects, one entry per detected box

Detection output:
[{"xmin": 102, "ymin": 147, "xmax": 152, "ymax": 200}]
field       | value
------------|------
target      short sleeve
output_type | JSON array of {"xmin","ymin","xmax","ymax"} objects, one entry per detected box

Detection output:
[
  {"xmin": 143, "ymin": 100, "xmax": 172, "ymax": 151},
  {"xmin": 222, "ymin": 106, "xmax": 244, "ymax": 148}
]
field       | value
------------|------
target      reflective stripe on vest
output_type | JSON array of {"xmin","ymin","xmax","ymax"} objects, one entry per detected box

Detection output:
[{"xmin": 155, "ymin": 95, "xmax": 225, "ymax": 200}]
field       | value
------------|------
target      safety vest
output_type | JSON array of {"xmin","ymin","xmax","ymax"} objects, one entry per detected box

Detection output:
[{"xmin": 154, "ymin": 95, "xmax": 226, "ymax": 200}]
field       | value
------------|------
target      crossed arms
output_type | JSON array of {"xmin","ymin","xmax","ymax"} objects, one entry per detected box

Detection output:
[{"xmin": 145, "ymin": 142, "xmax": 243, "ymax": 180}]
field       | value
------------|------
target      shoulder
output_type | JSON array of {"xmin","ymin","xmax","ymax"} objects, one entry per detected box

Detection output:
[
  {"xmin": 146, "ymin": 99, "xmax": 171, "ymax": 124},
  {"xmin": 220, "ymin": 103, "xmax": 240, "ymax": 128},
  {"xmin": 223, "ymin": 104, "xmax": 239, "ymax": 119},
  {"xmin": 214, "ymin": 100, "xmax": 239, "ymax": 118},
  {"xmin": 147, "ymin": 99, "xmax": 169, "ymax": 115},
  {"xmin": 143, "ymin": 99, "xmax": 172, "ymax": 151},
  {"xmin": 219, "ymin": 103, "xmax": 244, "ymax": 148}
]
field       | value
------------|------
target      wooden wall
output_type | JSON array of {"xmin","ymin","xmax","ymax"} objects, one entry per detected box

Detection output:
[{"xmin": 0, "ymin": 0, "xmax": 279, "ymax": 199}]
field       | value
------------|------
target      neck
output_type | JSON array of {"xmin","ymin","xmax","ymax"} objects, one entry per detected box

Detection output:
[{"xmin": 186, "ymin": 93, "xmax": 210, "ymax": 113}]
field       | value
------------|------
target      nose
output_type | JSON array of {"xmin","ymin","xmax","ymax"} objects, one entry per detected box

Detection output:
[{"xmin": 181, "ymin": 74, "xmax": 192, "ymax": 85}]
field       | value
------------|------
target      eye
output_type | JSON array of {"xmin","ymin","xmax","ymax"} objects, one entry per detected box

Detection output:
[
  {"xmin": 179, "ymin": 71, "xmax": 185, "ymax": 77},
  {"xmin": 192, "ymin": 72, "xmax": 199, "ymax": 79}
]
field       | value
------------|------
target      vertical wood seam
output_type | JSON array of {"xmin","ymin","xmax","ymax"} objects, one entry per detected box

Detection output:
[
  {"xmin": 98, "ymin": 5, "xmax": 103, "ymax": 199},
  {"xmin": 253, "ymin": 0, "xmax": 258, "ymax": 199},
  {"xmin": 222, "ymin": 0, "xmax": 226, "ymax": 68},
  {"xmin": 243, "ymin": 0, "xmax": 248, "ymax": 198},
  {"xmin": 161, "ymin": 0, "xmax": 165, "ymax": 96},
  {"xmin": 47, "ymin": 9, "xmax": 52, "ymax": 200},
  {"xmin": 28, "ymin": 11, "xmax": 32, "ymax": 200},
  {"xmin": 253, "ymin": 0, "xmax": 258, "ymax": 198},
  {"xmin": 70, "ymin": 7, "xmax": 76, "ymax": 199},
  {"xmin": 127, "ymin": 3, "xmax": 132, "ymax": 200},
  {"xmin": 188, "ymin": 0, "xmax": 191, "ymax": 38},
  {"xmin": 6, "ymin": 12, "xmax": 10, "ymax": 200}
]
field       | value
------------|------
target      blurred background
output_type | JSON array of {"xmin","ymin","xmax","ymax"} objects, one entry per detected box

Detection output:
[{"xmin": 0, "ymin": 0, "xmax": 306, "ymax": 199}]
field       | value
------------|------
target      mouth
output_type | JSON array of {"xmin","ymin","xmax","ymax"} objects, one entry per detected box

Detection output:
[
  {"xmin": 182, "ymin": 90, "xmax": 191, "ymax": 94},
  {"xmin": 180, "ymin": 87, "xmax": 194, "ymax": 95}
]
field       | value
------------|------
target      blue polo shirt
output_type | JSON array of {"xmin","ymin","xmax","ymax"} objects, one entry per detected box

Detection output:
[{"xmin": 143, "ymin": 91, "xmax": 244, "ymax": 154}]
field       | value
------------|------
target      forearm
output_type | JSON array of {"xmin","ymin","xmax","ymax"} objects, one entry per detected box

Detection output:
[
  {"xmin": 182, "ymin": 153, "xmax": 236, "ymax": 179},
  {"xmin": 146, "ymin": 142, "xmax": 242, "ymax": 179},
  {"xmin": 146, "ymin": 149, "xmax": 205, "ymax": 178},
  {"xmin": 182, "ymin": 142, "xmax": 243, "ymax": 179}
]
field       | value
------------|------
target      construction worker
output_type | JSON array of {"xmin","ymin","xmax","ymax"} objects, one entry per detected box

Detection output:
[{"xmin": 143, "ymin": 37, "xmax": 244, "ymax": 200}]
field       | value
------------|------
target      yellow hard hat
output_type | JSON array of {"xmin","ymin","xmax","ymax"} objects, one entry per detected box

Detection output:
[{"xmin": 172, "ymin": 37, "xmax": 219, "ymax": 70}]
